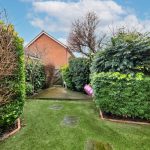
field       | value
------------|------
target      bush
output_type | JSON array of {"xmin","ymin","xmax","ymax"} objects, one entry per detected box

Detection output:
[
  {"xmin": 26, "ymin": 82, "xmax": 34, "ymax": 96},
  {"xmin": 0, "ymin": 24, "xmax": 25, "ymax": 127},
  {"xmin": 26, "ymin": 60, "xmax": 46, "ymax": 94},
  {"xmin": 69, "ymin": 58, "xmax": 90, "ymax": 92},
  {"xmin": 61, "ymin": 58, "xmax": 90, "ymax": 92},
  {"xmin": 91, "ymin": 31, "xmax": 150, "ymax": 75},
  {"xmin": 91, "ymin": 72, "xmax": 150, "ymax": 120},
  {"xmin": 60, "ymin": 65, "xmax": 74, "ymax": 90}
]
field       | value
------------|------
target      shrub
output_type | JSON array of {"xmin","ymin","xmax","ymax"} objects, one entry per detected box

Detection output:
[
  {"xmin": 26, "ymin": 82, "xmax": 34, "ymax": 96},
  {"xmin": 0, "ymin": 24, "xmax": 25, "ymax": 127},
  {"xmin": 26, "ymin": 60, "xmax": 46, "ymax": 94},
  {"xmin": 69, "ymin": 58, "xmax": 90, "ymax": 92},
  {"xmin": 60, "ymin": 65, "xmax": 74, "ymax": 90},
  {"xmin": 91, "ymin": 72, "xmax": 150, "ymax": 120},
  {"xmin": 61, "ymin": 58, "xmax": 90, "ymax": 92},
  {"xmin": 91, "ymin": 31, "xmax": 150, "ymax": 75}
]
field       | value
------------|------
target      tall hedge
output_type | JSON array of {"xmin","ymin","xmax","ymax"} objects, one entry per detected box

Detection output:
[
  {"xmin": 69, "ymin": 58, "xmax": 90, "ymax": 91},
  {"xmin": 61, "ymin": 58, "xmax": 90, "ymax": 92},
  {"xmin": 0, "ymin": 25, "xmax": 25, "ymax": 127},
  {"xmin": 91, "ymin": 32, "xmax": 150, "ymax": 75},
  {"xmin": 26, "ymin": 60, "xmax": 46, "ymax": 96},
  {"xmin": 91, "ymin": 72, "xmax": 150, "ymax": 120}
]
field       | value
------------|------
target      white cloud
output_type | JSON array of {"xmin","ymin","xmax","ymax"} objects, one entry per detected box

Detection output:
[{"xmin": 26, "ymin": 0, "xmax": 150, "ymax": 38}]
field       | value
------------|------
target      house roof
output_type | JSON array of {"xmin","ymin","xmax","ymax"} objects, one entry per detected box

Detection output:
[{"xmin": 25, "ymin": 30, "xmax": 74, "ymax": 56}]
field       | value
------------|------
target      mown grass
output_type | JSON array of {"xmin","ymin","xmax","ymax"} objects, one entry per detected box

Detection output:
[{"xmin": 0, "ymin": 100, "xmax": 150, "ymax": 150}]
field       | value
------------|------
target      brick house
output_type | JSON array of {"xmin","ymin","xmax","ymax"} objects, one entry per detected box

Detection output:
[
  {"xmin": 25, "ymin": 31, "xmax": 74, "ymax": 85},
  {"xmin": 25, "ymin": 30, "xmax": 74, "ymax": 69}
]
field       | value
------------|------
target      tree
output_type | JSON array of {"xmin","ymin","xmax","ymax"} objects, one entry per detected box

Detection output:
[{"xmin": 68, "ymin": 12, "xmax": 105, "ymax": 58}]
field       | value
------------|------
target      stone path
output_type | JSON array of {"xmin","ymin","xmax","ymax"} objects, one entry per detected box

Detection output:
[{"xmin": 32, "ymin": 86, "xmax": 92, "ymax": 101}]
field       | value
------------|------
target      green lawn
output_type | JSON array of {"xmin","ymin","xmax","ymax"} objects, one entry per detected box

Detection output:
[{"xmin": 0, "ymin": 100, "xmax": 150, "ymax": 150}]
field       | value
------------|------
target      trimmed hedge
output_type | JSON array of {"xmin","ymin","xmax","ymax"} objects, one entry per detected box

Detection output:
[
  {"xmin": 0, "ymin": 28, "xmax": 25, "ymax": 127},
  {"xmin": 69, "ymin": 58, "xmax": 90, "ymax": 92},
  {"xmin": 91, "ymin": 72, "xmax": 150, "ymax": 120},
  {"xmin": 26, "ymin": 60, "xmax": 46, "ymax": 96},
  {"xmin": 61, "ymin": 58, "xmax": 90, "ymax": 92},
  {"xmin": 91, "ymin": 32, "xmax": 150, "ymax": 75}
]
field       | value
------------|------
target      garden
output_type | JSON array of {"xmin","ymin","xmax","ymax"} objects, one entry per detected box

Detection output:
[{"xmin": 0, "ymin": 11, "xmax": 150, "ymax": 150}]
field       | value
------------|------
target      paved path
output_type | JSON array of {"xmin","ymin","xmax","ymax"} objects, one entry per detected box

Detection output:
[{"xmin": 32, "ymin": 86, "xmax": 92, "ymax": 101}]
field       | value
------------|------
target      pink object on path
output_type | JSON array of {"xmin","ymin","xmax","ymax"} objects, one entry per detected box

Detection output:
[{"xmin": 84, "ymin": 84, "xmax": 93, "ymax": 96}]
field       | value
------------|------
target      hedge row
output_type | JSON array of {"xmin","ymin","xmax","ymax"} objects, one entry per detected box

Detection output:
[
  {"xmin": 0, "ymin": 27, "xmax": 25, "ymax": 127},
  {"xmin": 91, "ymin": 72, "xmax": 150, "ymax": 120},
  {"xmin": 26, "ymin": 60, "xmax": 46, "ymax": 96},
  {"xmin": 91, "ymin": 32, "xmax": 150, "ymax": 75},
  {"xmin": 61, "ymin": 58, "xmax": 90, "ymax": 92}
]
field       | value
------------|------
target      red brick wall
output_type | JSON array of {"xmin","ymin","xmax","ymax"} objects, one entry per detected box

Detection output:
[{"xmin": 25, "ymin": 33, "xmax": 71, "ymax": 69}]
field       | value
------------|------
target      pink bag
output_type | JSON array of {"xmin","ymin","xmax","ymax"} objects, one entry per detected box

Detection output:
[{"xmin": 84, "ymin": 84, "xmax": 93, "ymax": 96}]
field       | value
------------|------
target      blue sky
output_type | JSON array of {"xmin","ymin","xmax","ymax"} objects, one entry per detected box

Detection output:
[{"xmin": 0, "ymin": 0, "xmax": 150, "ymax": 45}]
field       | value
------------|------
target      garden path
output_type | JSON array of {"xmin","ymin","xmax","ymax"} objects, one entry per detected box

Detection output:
[{"xmin": 32, "ymin": 86, "xmax": 92, "ymax": 101}]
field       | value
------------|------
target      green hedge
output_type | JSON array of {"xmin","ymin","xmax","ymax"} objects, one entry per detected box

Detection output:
[
  {"xmin": 60, "ymin": 65, "xmax": 74, "ymax": 90},
  {"xmin": 91, "ymin": 72, "xmax": 150, "ymax": 120},
  {"xmin": 0, "ymin": 28, "xmax": 25, "ymax": 127},
  {"xmin": 26, "ymin": 60, "xmax": 46, "ymax": 96},
  {"xmin": 69, "ymin": 58, "xmax": 90, "ymax": 92},
  {"xmin": 91, "ymin": 32, "xmax": 150, "ymax": 75},
  {"xmin": 61, "ymin": 58, "xmax": 90, "ymax": 92}
]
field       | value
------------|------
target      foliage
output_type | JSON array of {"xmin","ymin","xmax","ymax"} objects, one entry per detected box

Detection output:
[
  {"xmin": 69, "ymin": 58, "xmax": 90, "ymax": 92},
  {"xmin": 26, "ymin": 82, "xmax": 34, "ymax": 96},
  {"xmin": 60, "ymin": 65, "xmax": 74, "ymax": 90},
  {"xmin": 61, "ymin": 58, "xmax": 90, "ymax": 92},
  {"xmin": 91, "ymin": 72, "xmax": 150, "ymax": 120},
  {"xmin": 25, "ymin": 60, "xmax": 46, "ymax": 95},
  {"xmin": 0, "ymin": 23, "xmax": 25, "ymax": 127},
  {"xmin": 91, "ymin": 31, "xmax": 150, "ymax": 75}
]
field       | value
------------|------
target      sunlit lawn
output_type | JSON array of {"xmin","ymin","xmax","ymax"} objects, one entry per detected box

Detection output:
[{"xmin": 0, "ymin": 100, "xmax": 150, "ymax": 150}]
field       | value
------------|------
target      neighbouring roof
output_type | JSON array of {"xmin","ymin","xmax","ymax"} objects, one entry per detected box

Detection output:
[{"xmin": 25, "ymin": 30, "xmax": 74, "ymax": 57}]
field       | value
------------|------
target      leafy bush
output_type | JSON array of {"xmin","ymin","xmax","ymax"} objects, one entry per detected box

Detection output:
[
  {"xmin": 26, "ymin": 60, "xmax": 46, "ymax": 95},
  {"xmin": 60, "ymin": 65, "xmax": 74, "ymax": 90},
  {"xmin": 91, "ymin": 72, "xmax": 150, "ymax": 120},
  {"xmin": 0, "ymin": 24, "xmax": 25, "ymax": 127},
  {"xmin": 91, "ymin": 31, "xmax": 150, "ymax": 75},
  {"xmin": 61, "ymin": 58, "xmax": 90, "ymax": 92},
  {"xmin": 69, "ymin": 58, "xmax": 90, "ymax": 91},
  {"xmin": 26, "ymin": 82, "xmax": 34, "ymax": 96}
]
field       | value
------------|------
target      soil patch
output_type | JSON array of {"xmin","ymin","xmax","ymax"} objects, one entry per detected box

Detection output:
[
  {"xmin": 101, "ymin": 112, "xmax": 150, "ymax": 125},
  {"xmin": 0, "ymin": 119, "xmax": 20, "ymax": 141}
]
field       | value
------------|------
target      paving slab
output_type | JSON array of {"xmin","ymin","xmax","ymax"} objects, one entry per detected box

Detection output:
[
  {"xmin": 49, "ymin": 104, "xmax": 63, "ymax": 110},
  {"xmin": 32, "ymin": 86, "xmax": 92, "ymax": 101},
  {"xmin": 61, "ymin": 115, "xmax": 79, "ymax": 127}
]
